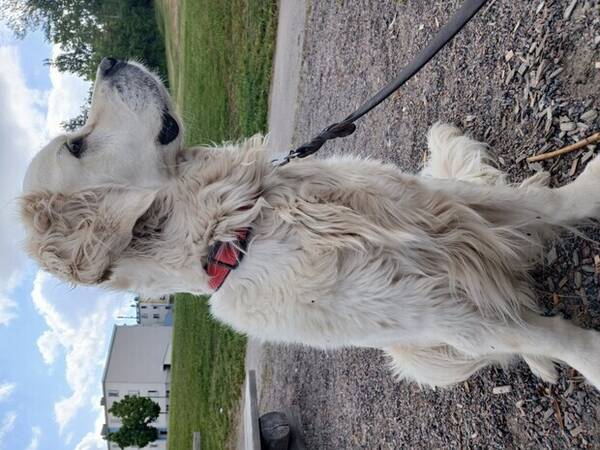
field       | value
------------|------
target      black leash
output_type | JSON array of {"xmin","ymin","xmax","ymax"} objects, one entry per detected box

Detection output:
[{"xmin": 276, "ymin": 0, "xmax": 489, "ymax": 166}]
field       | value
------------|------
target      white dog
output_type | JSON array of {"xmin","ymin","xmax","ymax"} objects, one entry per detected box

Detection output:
[{"xmin": 21, "ymin": 59, "xmax": 600, "ymax": 389}]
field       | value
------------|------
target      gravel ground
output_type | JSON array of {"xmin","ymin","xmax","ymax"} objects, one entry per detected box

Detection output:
[{"xmin": 255, "ymin": 1, "xmax": 600, "ymax": 449}]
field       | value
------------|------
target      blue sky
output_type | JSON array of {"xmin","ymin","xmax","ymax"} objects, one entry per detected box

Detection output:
[{"xmin": 0, "ymin": 25, "xmax": 137, "ymax": 450}]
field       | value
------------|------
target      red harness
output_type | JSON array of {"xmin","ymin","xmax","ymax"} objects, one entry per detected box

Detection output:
[{"xmin": 205, "ymin": 228, "xmax": 250, "ymax": 291}]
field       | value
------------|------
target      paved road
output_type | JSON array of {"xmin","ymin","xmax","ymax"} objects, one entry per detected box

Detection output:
[{"xmin": 265, "ymin": 0, "xmax": 307, "ymax": 160}]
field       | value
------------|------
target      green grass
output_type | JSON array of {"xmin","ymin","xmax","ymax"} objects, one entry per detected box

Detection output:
[
  {"xmin": 154, "ymin": 1, "xmax": 277, "ymax": 448},
  {"xmin": 168, "ymin": 294, "xmax": 247, "ymax": 450},
  {"xmin": 156, "ymin": 0, "xmax": 278, "ymax": 145}
]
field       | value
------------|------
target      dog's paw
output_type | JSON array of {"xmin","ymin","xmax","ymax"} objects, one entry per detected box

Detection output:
[
  {"xmin": 581, "ymin": 154, "xmax": 600, "ymax": 178},
  {"xmin": 520, "ymin": 171, "xmax": 550, "ymax": 189},
  {"xmin": 560, "ymin": 155, "xmax": 600, "ymax": 220},
  {"xmin": 524, "ymin": 356, "xmax": 559, "ymax": 384}
]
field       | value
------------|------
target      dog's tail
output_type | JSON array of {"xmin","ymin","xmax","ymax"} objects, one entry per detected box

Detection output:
[{"xmin": 422, "ymin": 123, "xmax": 507, "ymax": 186}]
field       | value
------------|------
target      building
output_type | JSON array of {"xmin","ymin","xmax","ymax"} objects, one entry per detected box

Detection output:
[
  {"xmin": 136, "ymin": 295, "xmax": 174, "ymax": 326},
  {"xmin": 101, "ymin": 325, "xmax": 173, "ymax": 450}
]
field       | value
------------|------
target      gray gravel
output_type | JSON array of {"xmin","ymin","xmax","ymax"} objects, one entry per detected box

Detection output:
[{"xmin": 254, "ymin": 1, "xmax": 600, "ymax": 449}]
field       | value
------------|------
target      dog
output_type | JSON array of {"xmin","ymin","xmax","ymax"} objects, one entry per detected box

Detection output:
[{"xmin": 20, "ymin": 59, "xmax": 600, "ymax": 389}]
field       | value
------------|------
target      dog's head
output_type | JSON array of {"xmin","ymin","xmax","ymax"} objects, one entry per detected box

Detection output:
[{"xmin": 21, "ymin": 59, "xmax": 182, "ymax": 286}]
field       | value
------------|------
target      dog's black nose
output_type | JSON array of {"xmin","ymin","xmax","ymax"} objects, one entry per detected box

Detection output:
[{"xmin": 100, "ymin": 57, "xmax": 120, "ymax": 77}]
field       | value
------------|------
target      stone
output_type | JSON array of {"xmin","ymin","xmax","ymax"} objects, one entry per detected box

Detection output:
[
  {"xmin": 560, "ymin": 122, "xmax": 577, "ymax": 131},
  {"xmin": 563, "ymin": 0, "xmax": 578, "ymax": 20},
  {"xmin": 493, "ymin": 385, "xmax": 512, "ymax": 394},
  {"xmin": 580, "ymin": 109, "xmax": 597, "ymax": 123}
]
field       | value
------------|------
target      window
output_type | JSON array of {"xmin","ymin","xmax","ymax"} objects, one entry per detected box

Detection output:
[
  {"xmin": 166, "ymin": 390, "xmax": 170, "ymax": 398},
  {"xmin": 165, "ymin": 306, "xmax": 171, "ymax": 310},
  {"xmin": 108, "ymin": 390, "xmax": 119, "ymax": 397},
  {"xmin": 153, "ymin": 314, "xmax": 160, "ymax": 319},
  {"xmin": 153, "ymin": 305, "xmax": 158, "ymax": 310},
  {"xmin": 141, "ymin": 305, "xmax": 147, "ymax": 309},
  {"xmin": 148, "ymin": 390, "xmax": 158, "ymax": 397},
  {"xmin": 141, "ymin": 313, "xmax": 148, "ymax": 319}
]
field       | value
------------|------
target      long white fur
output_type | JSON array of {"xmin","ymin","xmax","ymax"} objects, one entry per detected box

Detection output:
[{"xmin": 20, "ymin": 62, "xmax": 600, "ymax": 390}]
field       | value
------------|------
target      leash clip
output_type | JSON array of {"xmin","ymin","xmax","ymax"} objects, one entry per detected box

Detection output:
[{"xmin": 276, "ymin": 121, "xmax": 357, "ymax": 166}]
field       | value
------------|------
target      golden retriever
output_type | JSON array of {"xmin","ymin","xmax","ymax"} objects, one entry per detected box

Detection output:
[{"xmin": 20, "ymin": 59, "xmax": 600, "ymax": 389}]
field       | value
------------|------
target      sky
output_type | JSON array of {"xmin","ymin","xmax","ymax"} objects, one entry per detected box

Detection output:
[{"xmin": 0, "ymin": 24, "xmax": 137, "ymax": 450}]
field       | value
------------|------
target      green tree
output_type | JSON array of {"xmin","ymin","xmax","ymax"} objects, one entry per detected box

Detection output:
[
  {"xmin": 0, "ymin": 0, "xmax": 167, "ymax": 81},
  {"xmin": 106, "ymin": 395, "xmax": 161, "ymax": 449},
  {"xmin": 0, "ymin": 0, "xmax": 97, "ymax": 39},
  {"xmin": 61, "ymin": 91, "xmax": 92, "ymax": 132},
  {"xmin": 1, "ymin": 0, "xmax": 168, "ymax": 130}
]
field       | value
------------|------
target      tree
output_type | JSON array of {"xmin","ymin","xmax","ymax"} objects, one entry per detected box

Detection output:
[
  {"xmin": 0, "ymin": 0, "xmax": 167, "ymax": 81},
  {"xmin": 107, "ymin": 426, "xmax": 158, "ymax": 449},
  {"xmin": 62, "ymin": 90, "xmax": 92, "ymax": 132},
  {"xmin": 106, "ymin": 395, "xmax": 161, "ymax": 449},
  {"xmin": 1, "ymin": 0, "xmax": 168, "ymax": 129},
  {"xmin": 61, "ymin": 108, "xmax": 88, "ymax": 133},
  {"xmin": 0, "ymin": 0, "xmax": 167, "ymax": 131}
]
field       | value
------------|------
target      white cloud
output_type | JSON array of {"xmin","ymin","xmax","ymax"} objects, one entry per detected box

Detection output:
[
  {"xmin": 0, "ymin": 36, "xmax": 105, "ymax": 450},
  {"xmin": 74, "ymin": 410, "xmax": 106, "ymax": 450},
  {"xmin": 0, "ymin": 23, "xmax": 13, "ymax": 45},
  {"xmin": 53, "ymin": 307, "xmax": 111, "ymax": 432},
  {"xmin": 31, "ymin": 271, "xmax": 134, "ymax": 435},
  {"xmin": 46, "ymin": 45, "xmax": 91, "ymax": 137},
  {"xmin": 25, "ymin": 427, "xmax": 42, "ymax": 450},
  {"xmin": 0, "ymin": 411, "xmax": 17, "ymax": 449},
  {"xmin": 36, "ymin": 329, "xmax": 62, "ymax": 365},
  {"xmin": 0, "ymin": 297, "xmax": 18, "ymax": 327},
  {"xmin": 0, "ymin": 383, "xmax": 16, "ymax": 402},
  {"xmin": 0, "ymin": 43, "xmax": 91, "ymax": 328},
  {"xmin": 0, "ymin": 45, "xmax": 47, "ymax": 324}
]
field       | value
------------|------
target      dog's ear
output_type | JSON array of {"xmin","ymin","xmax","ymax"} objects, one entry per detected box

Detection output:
[{"xmin": 20, "ymin": 186, "xmax": 156, "ymax": 285}]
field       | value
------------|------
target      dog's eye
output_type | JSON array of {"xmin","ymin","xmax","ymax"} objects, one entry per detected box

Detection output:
[{"xmin": 65, "ymin": 139, "xmax": 86, "ymax": 158}]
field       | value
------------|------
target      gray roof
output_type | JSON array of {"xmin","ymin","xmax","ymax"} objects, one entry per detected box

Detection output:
[{"xmin": 103, "ymin": 325, "xmax": 172, "ymax": 384}]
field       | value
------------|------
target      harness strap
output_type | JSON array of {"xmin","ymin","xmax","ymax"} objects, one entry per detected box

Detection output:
[{"xmin": 276, "ymin": 0, "xmax": 489, "ymax": 166}]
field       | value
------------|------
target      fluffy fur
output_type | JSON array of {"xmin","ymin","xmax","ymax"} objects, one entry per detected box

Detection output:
[{"xmin": 20, "ymin": 61, "xmax": 600, "ymax": 389}]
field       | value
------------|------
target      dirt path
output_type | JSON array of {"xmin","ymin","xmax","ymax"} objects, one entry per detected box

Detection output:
[
  {"xmin": 265, "ymin": 0, "xmax": 308, "ymax": 158},
  {"xmin": 247, "ymin": 1, "xmax": 600, "ymax": 449}
]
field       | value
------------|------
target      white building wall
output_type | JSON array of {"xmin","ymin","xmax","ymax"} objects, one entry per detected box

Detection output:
[
  {"xmin": 102, "ymin": 325, "xmax": 172, "ymax": 450},
  {"xmin": 137, "ymin": 295, "xmax": 173, "ymax": 326},
  {"xmin": 139, "ymin": 303, "xmax": 172, "ymax": 325}
]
